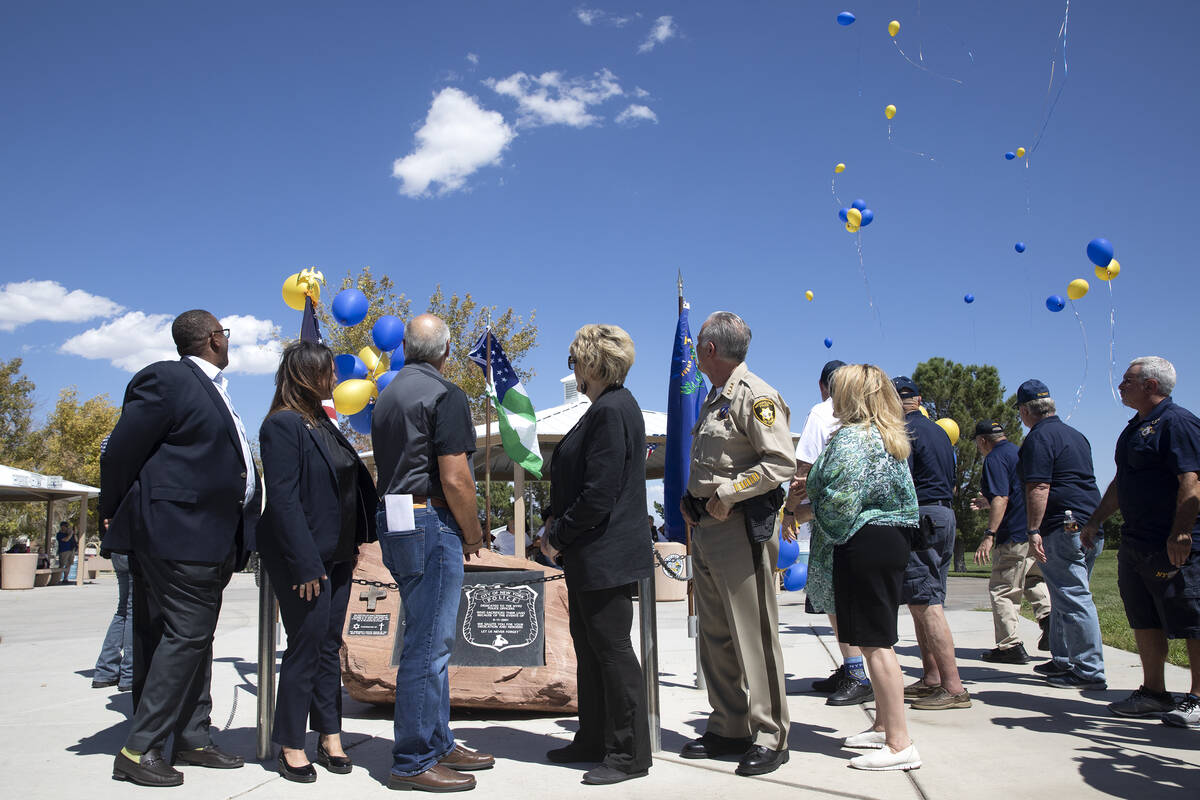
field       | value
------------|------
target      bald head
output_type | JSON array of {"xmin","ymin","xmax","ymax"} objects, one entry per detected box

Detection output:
[{"xmin": 405, "ymin": 313, "xmax": 451, "ymax": 368}]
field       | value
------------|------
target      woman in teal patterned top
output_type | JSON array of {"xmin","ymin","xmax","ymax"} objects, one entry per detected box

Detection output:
[{"xmin": 795, "ymin": 364, "xmax": 921, "ymax": 771}]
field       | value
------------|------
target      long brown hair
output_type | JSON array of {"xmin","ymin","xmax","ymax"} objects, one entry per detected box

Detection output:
[{"xmin": 268, "ymin": 340, "xmax": 334, "ymax": 424}]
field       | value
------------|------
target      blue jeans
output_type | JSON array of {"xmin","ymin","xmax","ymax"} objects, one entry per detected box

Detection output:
[
  {"xmin": 94, "ymin": 553, "xmax": 133, "ymax": 687},
  {"xmin": 1084, "ymin": 536, "xmax": 1104, "ymax": 579},
  {"xmin": 378, "ymin": 506, "xmax": 465, "ymax": 777},
  {"xmin": 1039, "ymin": 527, "xmax": 1106, "ymax": 682}
]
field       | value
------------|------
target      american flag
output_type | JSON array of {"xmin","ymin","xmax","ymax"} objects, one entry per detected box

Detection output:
[{"xmin": 646, "ymin": 442, "xmax": 659, "ymax": 460}]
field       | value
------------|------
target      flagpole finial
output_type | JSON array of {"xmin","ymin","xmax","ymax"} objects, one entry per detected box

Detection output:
[{"xmin": 677, "ymin": 270, "xmax": 683, "ymax": 296}]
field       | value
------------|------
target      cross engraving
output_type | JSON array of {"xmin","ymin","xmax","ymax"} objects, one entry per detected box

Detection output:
[{"xmin": 359, "ymin": 586, "xmax": 387, "ymax": 611}]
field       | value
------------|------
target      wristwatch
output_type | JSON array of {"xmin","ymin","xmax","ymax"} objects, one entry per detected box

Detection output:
[
  {"xmin": 983, "ymin": 530, "xmax": 995, "ymax": 538},
  {"xmin": 1027, "ymin": 529, "xmax": 1041, "ymax": 537}
]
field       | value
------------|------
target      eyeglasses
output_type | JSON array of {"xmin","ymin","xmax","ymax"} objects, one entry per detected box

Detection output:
[
  {"xmin": 211, "ymin": 328, "xmax": 231, "ymax": 340},
  {"xmin": 567, "ymin": 354, "xmax": 577, "ymax": 370}
]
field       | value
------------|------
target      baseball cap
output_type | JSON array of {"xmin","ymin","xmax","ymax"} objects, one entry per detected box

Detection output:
[
  {"xmin": 819, "ymin": 360, "xmax": 846, "ymax": 387},
  {"xmin": 891, "ymin": 376, "xmax": 920, "ymax": 398},
  {"xmin": 974, "ymin": 420, "xmax": 1004, "ymax": 436},
  {"xmin": 1015, "ymin": 379, "xmax": 1051, "ymax": 406}
]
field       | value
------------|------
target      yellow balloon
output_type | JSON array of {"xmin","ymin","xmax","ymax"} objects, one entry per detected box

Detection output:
[
  {"xmin": 845, "ymin": 222, "xmax": 859, "ymax": 233},
  {"xmin": 1067, "ymin": 278, "xmax": 1090, "ymax": 300},
  {"xmin": 918, "ymin": 406, "xmax": 930, "ymax": 418},
  {"xmin": 885, "ymin": 104, "xmax": 897, "ymax": 120},
  {"xmin": 332, "ymin": 379, "xmax": 375, "ymax": 416},
  {"xmin": 358, "ymin": 345, "xmax": 389, "ymax": 376},
  {"xmin": 282, "ymin": 273, "xmax": 307, "ymax": 311},
  {"xmin": 834, "ymin": 163, "xmax": 846, "ymax": 174},
  {"xmin": 805, "ymin": 290, "xmax": 814, "ymax": 302},
  {"xmin": 1016, "ymin": 147, "xmax": 1026, "ymax": 158},
  {"xmin": 935, "ymin": 418, "xmax": 960, "ymax": 445},
  {"xmin": 1094, "ymin": 258, "xmax": 1120, "ymax": 281},
  {"xmin": 847, "ymin": 208, "xmax": 862, "ymax": 226},
  {"xmin": 888, "ymin": 20, "xmax": 900, "ymax": 37}
]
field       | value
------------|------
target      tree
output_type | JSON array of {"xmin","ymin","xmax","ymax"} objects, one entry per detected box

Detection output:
[
  {"xmin": 0, "ymin": 358, "xmax": 36, "ymax": 467},
  {"xmin": 910, "ymin": 358, "xmax": 1024, "ymax": 570}
]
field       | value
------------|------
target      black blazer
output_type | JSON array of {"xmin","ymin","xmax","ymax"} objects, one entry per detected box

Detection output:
[
  {"xmin": 100, "ymin": 358, "xmax": 262, "ymax": 565},
  {"xmin": 547, "ymin": 385, "xmax": 653, "ymax": 591},
  {"xmin": 257, "ymin": 410, "xmax": 378, "ymax": 584}
]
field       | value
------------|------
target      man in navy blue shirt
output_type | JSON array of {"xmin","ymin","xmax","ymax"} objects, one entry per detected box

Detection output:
[
  {"xmin": 971, "ymin": 421, "xmax": 1050, "ymax": 664},
  {"xmin": 1081, "ymin": 357, "xmax": 1200, "ymax": 727},
  {"xmin": 892, "ymin": 377, "xmax": 969, "ymax": 710},
  {"xmin": 1016, "ymin": 379, "xmax": 1106, "ymax": 689}
]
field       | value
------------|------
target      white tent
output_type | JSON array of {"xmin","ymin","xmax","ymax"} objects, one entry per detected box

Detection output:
[{"xmin": 0, "ymin": 464, "xmax": 99, "ymax": 586}]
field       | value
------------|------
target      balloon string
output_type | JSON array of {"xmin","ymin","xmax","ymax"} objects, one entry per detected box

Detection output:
[
  {"xmin": 856, "ymin": 234, "xmax": 883, "ymax": 336},
  {"xmin": 1067, "ymin": 299, "xmax": 1088, "ymax": 422},
  {"xmin": 891, "ymin": 40, "xmax": 964, "ymax": 84},
  {"xmin": 831, "ymin": 176, "xmax": 843, "ymax": 209},
  {"xmin": 887, "ymin": 122, "xmax": 937, "ymax": 162},
  {"xmin": 1029, "ymin": 0, "xmax": 1070, "ymax": 155},
  {"xmin": 1108, "ymin": 281, "xmax": 1120, "ymax": 405}
]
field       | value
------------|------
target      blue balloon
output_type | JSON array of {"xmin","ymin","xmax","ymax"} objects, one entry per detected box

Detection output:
[
  {"xmin": 1005, "ymin": 151, "xmax": 1016, "ymax": 160},
  {"xmin": 375, "ymin": 369, "xmax": 400, "ymax": 395},
  {"xmin": 331, "ymin": 289, "xmax": 370, "ymax": 327},
  {"xmin": 1086, "ymin": 238, "xmax": 1114, "ymax": 268},
  {"xmin": 851, "ymin": 198, "xmax": 867, "ymax": 211},
  {"xmin": 776, "ymin": 537, "xmax": 800, "ymax": 570},
  {"xmin": 372, "ymin": 315, "xmax": 405, "ymax": 352},
  {"xmin": 1046, "ymin": 295, "xmax": 1065, "ymax": 312},
  {"xmin": 334, "ymin": 353, "xmax": 367, "ymax": 382},
  {"xmin": 838, "ymin": 207, "xmax": 849, "ymax": 222},
  {"xmin": 964, "ymin": 293, "xmax": 975, "ymax": 304},
  {"xmin": 836, "ymin": 11, "xmax": 856, "ymax": 26},
  {"xmin": 347, "ymin": 403, "xmax": 374, "ymax": 435},
  {"xmin": 782, "ymin": 562, "xmax": 808, "ymax": 591},
  {"xmin": 824, "ymin": 337, "xmax": 833, "ymax": 349},
  {"xmin": 860, "ymin": 208, "xmax": 874, "ymax": 226},
  {"xmin": 1014, "ymin": 242, "xmax": 1026, "ymax": 253}
]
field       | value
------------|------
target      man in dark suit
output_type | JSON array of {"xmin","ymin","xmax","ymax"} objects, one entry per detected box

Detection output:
[{"xmin": 100, "ymin": 309, "xmax": 261, "ymax": 787}]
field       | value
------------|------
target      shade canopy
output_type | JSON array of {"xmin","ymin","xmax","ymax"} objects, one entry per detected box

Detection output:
[{"xmin": 0, "ymin": 465, "xmax": 99, "ymax": 502}]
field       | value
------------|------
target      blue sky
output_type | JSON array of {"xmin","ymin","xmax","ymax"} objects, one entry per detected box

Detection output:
[{"xmin": 2, "ymin": 1, "xmax": 1196, "ymax": 492}]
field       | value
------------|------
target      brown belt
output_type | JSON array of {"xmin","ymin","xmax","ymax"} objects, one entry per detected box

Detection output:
[{"xmin": 411, "ymin": 495, "xmax": 449, "ymax": 509}]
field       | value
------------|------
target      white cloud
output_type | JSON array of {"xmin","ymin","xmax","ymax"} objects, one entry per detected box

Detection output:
[
  {"xmin": 391, "ymin": 88, "xmax": 515, "ymax": 198},
  {"xmin": 60, "ymin": 311, "xmax": 281, "ymax": 374},
  {"xmin": 466, "ymin": 52, "xmax": 479, "ymax": 65},
  {"xmin": 0, "ymin": 280, "xmax": 124, "ymax": 332},
  {"xmin": 638, "ymin": 15, "xmax": 676, "ymax": 53},
  {"xmin": 615, "ymin": 104, "xmax": 657, "ymax": 125},
  {"xmin": 632, "ymin": 86, "xmax": 650, "ymax": 98},
  {"xmin": 575, "ymin": 7, "xmax": 633, "ymax": 27},
  {"xmin": 487, "ymin": 69, "xmax": 624, "ymax": 128}
]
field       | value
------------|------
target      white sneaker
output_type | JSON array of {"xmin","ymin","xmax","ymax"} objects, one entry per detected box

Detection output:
[
  {"xmin": 849, "ymin": 743, "xmax": 921, "ymax": 771},
  {"xmin": 843, "ymin": 729, "xmax": 886, "ymax": 749}
]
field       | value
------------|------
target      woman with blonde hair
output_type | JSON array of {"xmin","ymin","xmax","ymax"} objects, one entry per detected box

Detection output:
[
  {"xmin": 540, "ymin": 324, "xmax": 653, "ymax": 785},
  {"xmin": 797, "ymin": 364, "xmax": 921, "ymax": 770}
]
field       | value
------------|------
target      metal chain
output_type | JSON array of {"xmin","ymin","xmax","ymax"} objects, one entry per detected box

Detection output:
[
  {"xmin": 351, "ymin": 572, "xmax": 567, "ymax": 592},
  {"xmin": 654, "ymin": 549, "xmax": 690, "ymax": 581}
]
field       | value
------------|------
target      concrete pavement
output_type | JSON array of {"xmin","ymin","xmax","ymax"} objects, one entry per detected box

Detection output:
[{"xmin": 0, "ymin": 573, "xmax": 1195, "ymax": 799}]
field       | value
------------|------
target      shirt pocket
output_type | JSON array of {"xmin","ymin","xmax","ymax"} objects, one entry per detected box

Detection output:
[{"xmin": 149, "ymin": 487, "xmax": 198, "ymax": 505}]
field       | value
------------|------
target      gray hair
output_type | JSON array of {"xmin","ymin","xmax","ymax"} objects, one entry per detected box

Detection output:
[
  {"xmin": 1130, "ymin": 356, "xmax": 1176, "ymax": 396},
  {"xmin": 699, "ymin": 311, "xmax": 751, "ymax": 363},
  {"xmin": 1023, "ymin": 397, "xmax": 1057, "ymax": 418},
  {"xmin": 404, "ymin": 314, "xmax": 450, "ymax": 364}
]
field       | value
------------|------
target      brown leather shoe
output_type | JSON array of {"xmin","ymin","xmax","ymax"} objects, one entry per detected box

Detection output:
[
  {"xmin": 387, "ymin": 764, "xmax": 476, "ymax": 792},
  {"xmin": 439, "ymin": 744, "xmax": 494, "ymax": 771}
]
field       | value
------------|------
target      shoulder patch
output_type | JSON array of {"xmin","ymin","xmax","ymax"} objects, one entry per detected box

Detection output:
[{"xmin": 753, "ymin": 397, "xmax": 777, "ymax": 427}]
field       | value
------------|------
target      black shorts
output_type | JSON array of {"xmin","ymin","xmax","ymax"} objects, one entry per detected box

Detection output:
[
  {"xmin": 833, "ymin": 524, "xmax": 913, "ymax": 648},
  {"xmin": 1117, "ymin": 543, "xmax": 1200, "ymax": 639}
]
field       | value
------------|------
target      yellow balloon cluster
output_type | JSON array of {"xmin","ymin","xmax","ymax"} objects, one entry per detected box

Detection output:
[
  {"xmin": 884, "ymin": 104, "xmax": 897, "ymax": 120},
  {"xmin": 332, "ymin": 379, "xmax": 377, "ymax": 416},
  {"xmin": 1094, "ymin": 258, "xmax": 1121, "ymax": 281},
  {"xmin": 805, "ymin": 290, "xmax": 814, "ymax": 302},
  {"xmin": 1067, "ymin": 278, "xmax": 1090, "ymax": 300},
  {"xmin": 935, "ymin": 418, "xmax": 960, "ymax": 445},
  {"xmin": 845, "ymin": 207, "xmax": 862, "ymax": 233},
  {"xmin": 888, "ymin": 20, "xmax": 900, "ymax": 37},
  {"xmin": 834, "ymin": 163, "xmax": 846, "ymax": 174},
  {"xmin": 281, "ymin": 268, "xmax": 325, "ymax": 311}
]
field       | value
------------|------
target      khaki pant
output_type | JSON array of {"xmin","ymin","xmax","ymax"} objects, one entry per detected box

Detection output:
[
  {"xmin": 989, "ymin": 539, "xmax": 1051, "ymax": 648},
  {"xmin": 692, "ymin": 512, "xmax": 789, "ymax": 750}
]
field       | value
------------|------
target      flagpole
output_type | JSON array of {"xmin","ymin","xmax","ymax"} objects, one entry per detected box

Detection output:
[
  {"xmin": 484, "ymin": 322, "xmax": 493, "ymax": 548},
  {"xmin": 678, "ymin": 272, "xmax": 705, "ymax": 693}
]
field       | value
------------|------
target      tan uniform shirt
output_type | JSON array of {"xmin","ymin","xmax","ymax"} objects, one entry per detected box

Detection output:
[{"xmin": 688, "ymin": 362, "xmax": 797, "ymax": 505}]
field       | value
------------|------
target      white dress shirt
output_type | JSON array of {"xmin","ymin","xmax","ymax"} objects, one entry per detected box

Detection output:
[
  {"xmin": 794, "ymin": 396, "xmax": 840, "ymax": 548},
  {"xmin": 187, "ymin": 356, "xmax": 257, "ymax": 507}
]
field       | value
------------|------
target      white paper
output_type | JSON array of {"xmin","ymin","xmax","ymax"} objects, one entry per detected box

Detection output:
[{"xmin": 384, "ymin": 493, "xmax": 415, "ymax": 532}]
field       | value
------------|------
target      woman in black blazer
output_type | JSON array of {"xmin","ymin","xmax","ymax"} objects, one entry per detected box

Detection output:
[
  {"xmin": 258, "ymin": 341, "xmax": 377, "ymax": 783},
  {"xmin": 541, "ymin": 324, "xmax": 653, "ymax": 786}
]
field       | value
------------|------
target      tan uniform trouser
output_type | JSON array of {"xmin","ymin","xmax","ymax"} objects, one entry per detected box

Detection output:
[
  {"xmin": 989, "ymin": 539, "xmax": 1052, "ymax": 648},
  {"xmin": 692, "ymin": 512, "xmax": 789, "ymax": 750}
]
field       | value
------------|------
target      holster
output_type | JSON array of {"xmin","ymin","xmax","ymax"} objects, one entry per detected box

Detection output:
[
  {"xmin": 742, "ymin": 485, "xmax": 787, "ymax": 544},
  {"xmin": 912, "ymin": 512, "xmax": 933, "ymax": 551}
]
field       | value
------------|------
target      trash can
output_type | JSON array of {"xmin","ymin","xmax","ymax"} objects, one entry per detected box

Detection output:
[{"xmin": 1, "ymin": 552, "xmax": 38, "ymax": 590}]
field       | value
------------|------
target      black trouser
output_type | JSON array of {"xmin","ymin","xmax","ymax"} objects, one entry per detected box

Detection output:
[
  {"xmin": 127, "ymin": 552, "xmax": 235, "ymax": 753},
  {"xmin": 264, "ymin": 558, "xmax": 354, "ymax": 748},
  {"xmin": 567, "ymin": 582, "xmax": 652, "ymax": 773}
]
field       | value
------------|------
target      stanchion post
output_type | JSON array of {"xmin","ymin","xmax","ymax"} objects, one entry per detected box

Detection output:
[
  {"xmin": 637, "ymin": 574, "xmax": 661, "ymax": 753},
  {"xmin": 256, "ymin": 568, "xmax": 278, "ymax": 761},
  {"xmin": 685, "ymin": 522, "xmax": 705, "ymax": 691}
]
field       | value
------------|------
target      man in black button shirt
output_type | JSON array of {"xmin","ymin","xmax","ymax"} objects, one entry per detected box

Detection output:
[
  {"xmin": 1082, "ymin": 357, "xmax": 1200, "ymax": 725},
  {"xmin": 1015, "ymin": 379, "xmax": 1106, "ymax": 690},
  {"xmin": 372, "ymin": 314, "xmax": 491, "ymax": 792},
  {"xmin": 892, "ymin": 377, "xmax": 969, "ymax": 710}
]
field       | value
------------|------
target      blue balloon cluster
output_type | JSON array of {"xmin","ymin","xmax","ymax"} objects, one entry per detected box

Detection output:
[
  {"xmin": 824, "ymin": 337, "xmax": 834, "ymax": 349},
  {"xmin": 331, "ymin": 289, "xmax": 369, "ymax": 327},
  {"xmin": 329, "ymin": 289, "xmax": 407, "ymax": 422},
  {"xmin": 837, "ymin": 198, "xmax": 875, "ymax": 229},
  {"xmin": 1004, "ymin": 151, "xmax": 1016, "ymax": 160}
]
